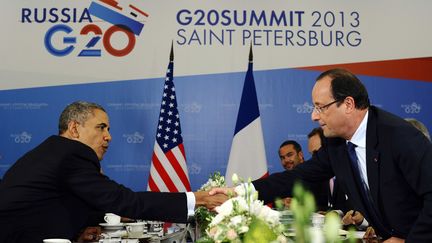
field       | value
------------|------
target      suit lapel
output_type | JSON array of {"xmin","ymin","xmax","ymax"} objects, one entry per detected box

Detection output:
[{"xmin": 366, "ymin": 108, "xmax": 380, "ymax": 206}]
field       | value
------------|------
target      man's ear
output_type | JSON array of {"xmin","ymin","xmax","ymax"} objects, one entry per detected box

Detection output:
[
  {"xmin": 299, "ymin": 151, "xmax": 304, "ymax": 161},
  {"xmin": 344, "ymin": 96, "xmax": 356, "ymax": 113},
  {"xmin": 67, "ymin": 121, "xmax": 80, "ymax": 138}
]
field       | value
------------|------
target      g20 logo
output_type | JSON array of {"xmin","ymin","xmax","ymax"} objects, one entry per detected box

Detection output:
[
  {"xmin": 293, "ymin": 102, "xmax": 314, "ymax": 113},
  {"xmin": 123, "ymin": 132, "xmax": 144, "ymax": 144},
  {"xmin": 401, "ymin": 102, "xmax": 421, "ymax": 114},
  {"xmin": 43, "ymin": 1, "xmax": 148, "ymax": 57},
  {"xmin": 45, "ymin": 24, "xmax": 136, "ymax": 57},
  {"xmin": 11, "ymin": 132, "xmax": 32, "ymax": 144}
]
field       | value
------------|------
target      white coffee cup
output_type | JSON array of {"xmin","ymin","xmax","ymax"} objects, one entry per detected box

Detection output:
[
  {"xmin": 126, "ymin": 222, "xmax": 146, "ymax": 238},
  {"xmin": 43, "ymin": 239, "xmax": 71, "ymax": 243},
  {"xmin": 104, "ymin": 213, "xmax": 121, "ymax": 225}
]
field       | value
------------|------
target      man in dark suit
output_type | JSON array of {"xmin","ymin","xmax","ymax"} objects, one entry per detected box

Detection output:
[
  {"xmin": 0, "ymin": 101, "xmax": 225, "ymax": 243},
  {"xmin": 212, "ymin": 69, "xmax": 432, "ymax": 243}
]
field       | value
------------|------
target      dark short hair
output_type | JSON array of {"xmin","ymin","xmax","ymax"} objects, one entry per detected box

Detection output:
[
  {"xmin": 316, "ymin": 68, "xmax": 370, "ymax": 109},
  {"xmin": 279, "ymin": 140, "xmax": 302, "ymax": 153},
  {"xmin": 58, "ymin": 101, "xmax": 105, "ymax": 135},
  {"xmin": 308, "ymin": 127, "xmax": 325, "ymax": 142}
]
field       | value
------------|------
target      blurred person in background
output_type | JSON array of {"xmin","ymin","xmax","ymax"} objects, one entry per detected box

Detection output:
[
  {"xmin": 307, "ymin": 127, "xmax": 326, "ymax": 155},
  {"xmin": 405, "ymin": 118, "xmax": 430, "ymax": 141},
  {"xmin": 279, "ymin": 140, "xmax": 305, "ymax": 170}
]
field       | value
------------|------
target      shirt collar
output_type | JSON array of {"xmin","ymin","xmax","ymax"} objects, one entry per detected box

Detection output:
[{"xmin": 348, "ymin": 110, "xmax": 368, "ymax": 148}]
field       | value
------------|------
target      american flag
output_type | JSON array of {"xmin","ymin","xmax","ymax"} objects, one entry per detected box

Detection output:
[{"xmin": 147, "ymin": 47, "xmax": 191, "ymax": 192}]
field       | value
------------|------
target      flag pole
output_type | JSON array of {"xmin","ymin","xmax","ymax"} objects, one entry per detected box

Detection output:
[
  {"xmin": 249, "ymin": 42, "xmax": 253, "ymax": 63},
  {"xmin": 170, "ymin": 40, "xmax": 174, "ymax": 62}
]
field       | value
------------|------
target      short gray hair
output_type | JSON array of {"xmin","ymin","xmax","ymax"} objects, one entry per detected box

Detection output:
[
  {"xmin": 58, "ymin": 101, "xmax": 105, "ymax": 135},
  {"xmin": 405, "ymin": 118, "xmax": 431, "ymax": 141}
]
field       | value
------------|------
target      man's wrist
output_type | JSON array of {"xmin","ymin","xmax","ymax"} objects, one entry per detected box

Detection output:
[{"xmin": 356, "ymin": 217, "xmax": 369, "ymax": 230}]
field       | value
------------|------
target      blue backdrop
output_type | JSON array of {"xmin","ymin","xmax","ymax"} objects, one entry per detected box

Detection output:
[{"xmin": 0, "ymin": 68, "xmax": 431, "ymax": 191}]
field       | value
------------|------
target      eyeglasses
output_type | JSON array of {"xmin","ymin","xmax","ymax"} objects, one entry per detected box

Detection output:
[{"xmin": 313, "ymin": 99, "xmax": 341, "ymax": 114}]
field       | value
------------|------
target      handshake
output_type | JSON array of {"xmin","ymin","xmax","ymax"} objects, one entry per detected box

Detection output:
[{"xmin": 193, "ymin": 187, "xmax": 235, "ymax": 210}]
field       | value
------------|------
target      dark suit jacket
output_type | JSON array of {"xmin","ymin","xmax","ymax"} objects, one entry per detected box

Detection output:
[
  {"xmin": 0, "ymin": 136, "xmax": 188, "ymax": 243},
  {"xmin": 253, "ymin": 106, "xmax": 432, "ymax": 242},
  {"xmin": 296, "ymin": 175, "xmax": 329, "ymax": 212},
  {"xmin": 328, "ymin": 177, "xmax": 351, "ymax": 213}
]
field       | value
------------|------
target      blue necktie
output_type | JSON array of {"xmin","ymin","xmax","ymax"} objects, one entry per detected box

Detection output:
[
  {"xmin": 347, "ymin": 142, "xmax": 369, "ymax": 194},
  {"xmin": 347, "ymin": 142, "xmax": 391, "ymax": 238}
]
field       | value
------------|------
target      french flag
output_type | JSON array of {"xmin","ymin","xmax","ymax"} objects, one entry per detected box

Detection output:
[{"xmin": 225, "ymin": 46, "xmax": 269, "ymax": 186}]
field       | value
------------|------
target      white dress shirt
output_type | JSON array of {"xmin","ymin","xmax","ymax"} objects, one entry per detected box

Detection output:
[
  {"xmin": 348, "ymin": 111, "xmax": 369, "ymax": 189},
  {"xmin": 186, "ymin": 192, "xmax": 195, "ymax": 217},
  {"xmin": 347, "ymin": 111, "xmax": 370, "ymax": 228}
]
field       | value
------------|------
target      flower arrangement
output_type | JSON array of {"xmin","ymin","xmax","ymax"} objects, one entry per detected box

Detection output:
[
  {"xmin": 197, "ymin": 174, "xmax": 287, "ymax": 243},
  {"xmin": 196, "ymin": 174, "xmax": 356, "ymax": 243}
]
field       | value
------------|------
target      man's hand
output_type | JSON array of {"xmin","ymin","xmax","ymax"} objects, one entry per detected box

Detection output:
[
  {"xmin": 363, "ymin": 226, "xmax": 376, "ymax": 239},
  {"xmin": 77, "ymin": 226, "xmax": 101, "ymax": 242},
  {"xmin": 282, "ymin": 197, "xmax": 292, "ymax": 209},
  {"xmin": 194, "ymin": 191, "xmax": 228, "ymax": 210},
  {"xmin": 208, "ymin": 187, "xmax": 236, "ymax": 197},
  {"xmin": 342, "ymin": 210, "xmax": 364, "ymax": 226}
]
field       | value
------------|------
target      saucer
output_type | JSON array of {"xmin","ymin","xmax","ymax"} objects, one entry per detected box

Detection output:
[
  {"xmin": 43, "ymin": 239, "xmax": 71, "ymax": 243},
  {"xmin": 99, "ymin": 222, "xmax": 125, "ymax": 230},
  {"xmin": 126, "ymin": 234, "xmax": 152, "ymax": 239}
]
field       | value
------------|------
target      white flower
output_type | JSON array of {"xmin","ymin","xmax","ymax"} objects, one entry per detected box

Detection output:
[
  {"xmin": 229, "ymin": 215, "xmax": 243, "ymax": 226},
  {"xmin": 248, "ymin": 201, "xmax": 280, "ymax": 227},
  {"xmin": 231, "ymin": 173, "xmax": 239, "ymax": 185},
  {"xmin": 234, "ymin": 182, "xmax": 257, "ymax": 203},
  {"xmin": 215, "ymin": 198, "xmax": 234, "ymax": 217},
  {"xmin": 239, "ymin": 225, "xmax": 249, "ymax": 234},
  {"xmin": 210, "ymin": 213, "xmax": 225, "ymax": 226},
  {"xmin": 210, "ymin": 181, "xmax": 218, "ymax": 187},
  {"xmin": 234, "ymin": 197, "xmax": 249, "ymax": 212},
  {"xmin": 252, "ymin": 204, "xmax": 280, "ymax": 225},
  {"xmin": 234, "ymin": 185, "xmax": 246, "ymax": 197}
]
